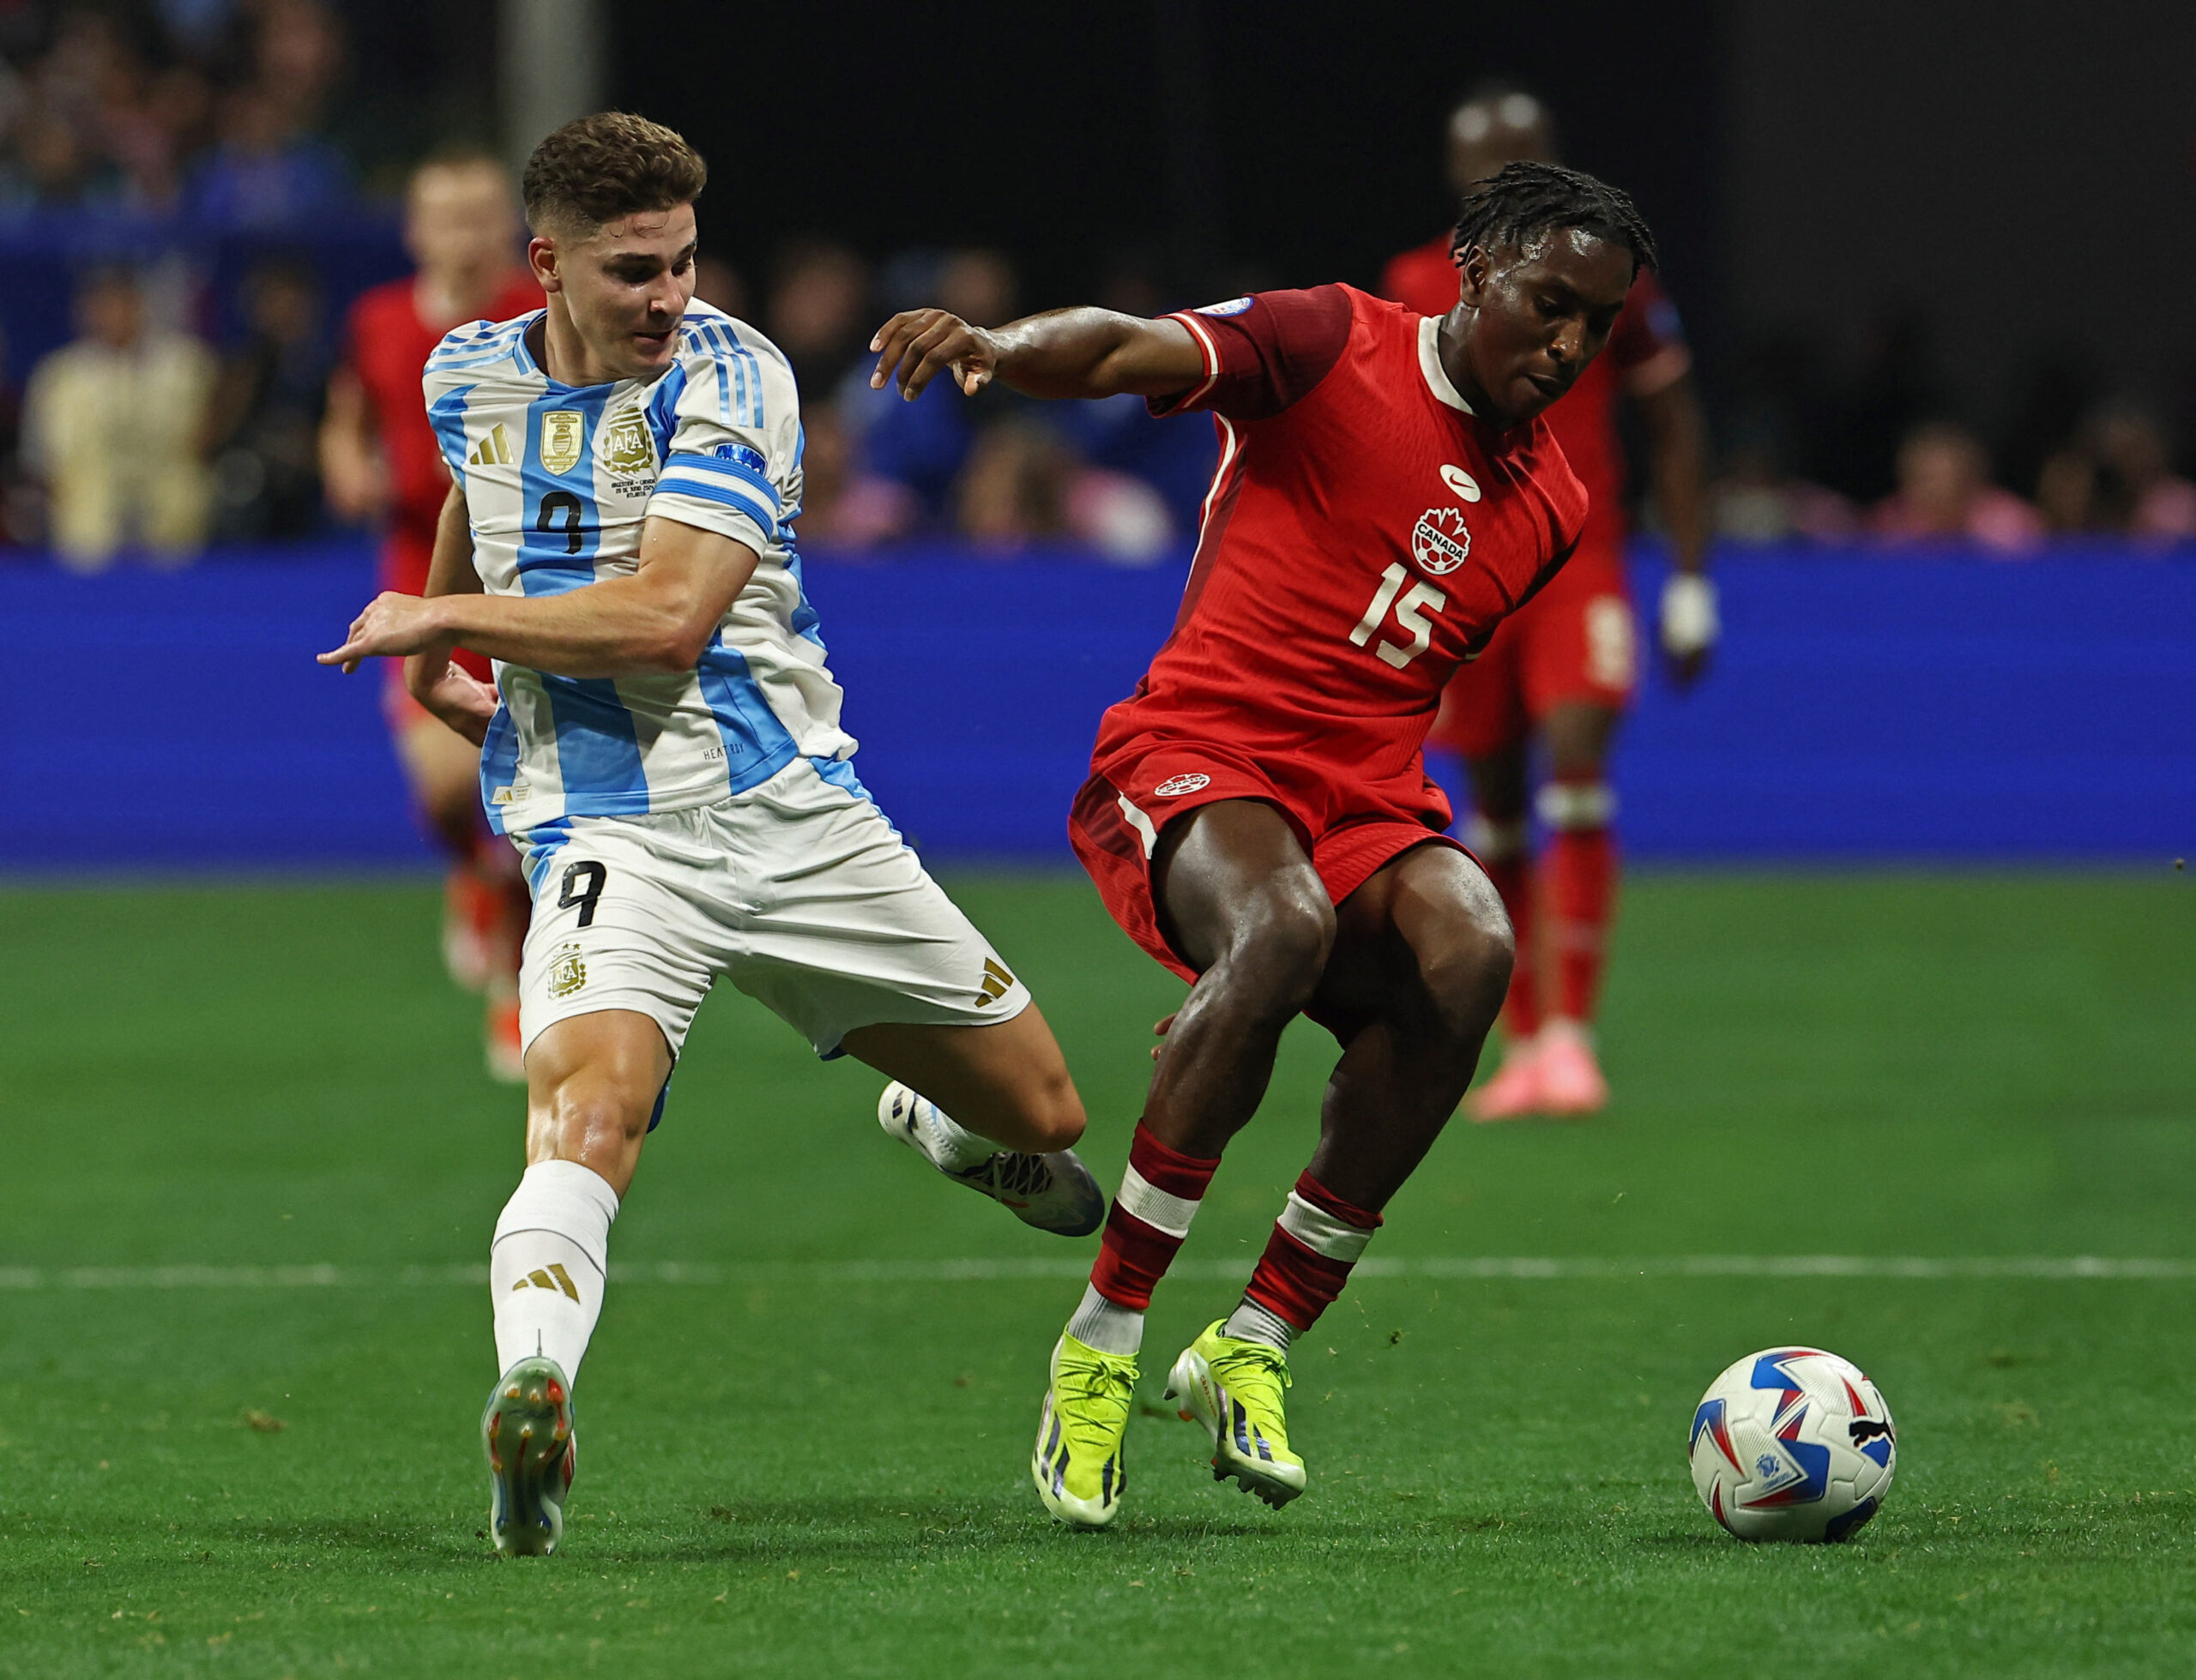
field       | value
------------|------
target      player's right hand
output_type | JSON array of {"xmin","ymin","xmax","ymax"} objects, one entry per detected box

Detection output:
[
  {"xmin": 869, "ymin": 310, "xmax": 998, "ymax": 401},
  {"xmin": 318, "ymin": 590, "xmax": 448, "ymax": 673}
]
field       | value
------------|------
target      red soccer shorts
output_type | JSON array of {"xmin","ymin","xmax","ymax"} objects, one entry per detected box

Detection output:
[
  {"xmin": 377, "ymin": 524, "xmax": 493, "ymax": 734},
  {"xmin": 1069, "ymin": 735, "xmax": 1467, "ymax": 985},
  {"xmin": 1430, "ymin": 542, "xmax": 1635, "ymax": 760}
]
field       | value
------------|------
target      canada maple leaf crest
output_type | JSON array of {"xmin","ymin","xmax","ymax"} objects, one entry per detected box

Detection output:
[{"xmin": 1411, "ymin": 506, "xmax": 1471, "ymax": 575}]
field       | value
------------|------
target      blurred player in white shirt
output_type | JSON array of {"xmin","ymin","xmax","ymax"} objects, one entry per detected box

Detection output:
[{"xmin": 320, "ymin": 113, "xmax": 1101, "ymax": 1556}]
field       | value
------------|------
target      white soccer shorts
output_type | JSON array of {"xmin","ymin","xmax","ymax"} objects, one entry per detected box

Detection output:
[{"xmin": 509, "ymin": 757, "xmax": 1030, "ymax": 1063}]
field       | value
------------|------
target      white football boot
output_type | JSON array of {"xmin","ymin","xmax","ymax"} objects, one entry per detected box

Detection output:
[{"xmin": 878, "ymin": 1081, "xmax": 1104, "ymax": 1237}]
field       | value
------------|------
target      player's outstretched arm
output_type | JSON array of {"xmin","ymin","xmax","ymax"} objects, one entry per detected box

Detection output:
[
  {"xmin": 320, "ymin": 511, "xmax": 756, "ymax": 683},
  {"xmin": 868, "ymin": 307, "xmax": 1205, "ymax": 404}
]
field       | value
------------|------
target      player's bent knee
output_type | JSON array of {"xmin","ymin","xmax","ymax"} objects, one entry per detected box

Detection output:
[
  {"xmin": 1407, "ymin": 867, "xmax": 1515, "ymax": 1039},
  {"xmin": 551, "ymin": 1075, "xmax": 654, "ymax": 1143},
  {"xmin": 528, "ymin": 1074, "xmax": 654, "ymax": 1188},
  {"xmin": 1220, "ymin": 889, "xmax": 1336, "ymax": 1013},
  {"xmin": 972, "ymin": 1039, "xmax": 1086, "ymax": 1153},
  {"xmin": 524, "ymin": 1020, "xmax": 670, "ymax": 1187},
  {"xmin": 1419, "ymin": 916, "xmax": 1513, "ymax": 1039},
  {"xmin": 1016, "ymin": 1067, "xmax": 1087, "ymax": 1153}
]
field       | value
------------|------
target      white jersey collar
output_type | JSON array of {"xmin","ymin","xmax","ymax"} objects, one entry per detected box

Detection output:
[{"xmin": 1418, "ymin": 313, "xmax": 1475, "ymax": 415}]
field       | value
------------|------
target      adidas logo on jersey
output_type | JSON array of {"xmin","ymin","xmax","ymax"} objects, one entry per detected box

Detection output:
[{"xmin": 468, "ymin": 423, "xmax": 515, "ymax": 467}]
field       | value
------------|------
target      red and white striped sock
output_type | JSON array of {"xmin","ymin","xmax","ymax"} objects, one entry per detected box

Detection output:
[
  {"xmin": 1223, "ymin": 1171, "xmax": 1383, "ymax": 1350},
  {"xmin": 1065, "ymin": 1123, "xmax": 1220, "ymax": 1356},
  {"xmin": 1539, "ymin": 780, "xmax": 1619, "ymax": 1026}
]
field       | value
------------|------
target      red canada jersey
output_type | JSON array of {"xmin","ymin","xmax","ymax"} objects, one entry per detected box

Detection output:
[
  {"xmin": 342, "ymin": 271, "xmax": 541, "ymax": 584},
  {"xmin": 1379, "ymin": 238, "xmax": 1688, "ymax": 548},
  {"xmin": 1095, "ymin": 285, "xmax": 1587, "ymax": 785}
]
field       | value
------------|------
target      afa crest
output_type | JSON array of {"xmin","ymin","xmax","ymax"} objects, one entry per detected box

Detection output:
[
  {"xmin": 600, "ymin": 411, "xmax": 655, "ymax": 477},
  {"xmin": 540, "ymin": 410, "xmax": 585, "ymax": 475},
  {"xmin": 546, "ymin": 942, "xmax": 588, "ymax": 1000}
]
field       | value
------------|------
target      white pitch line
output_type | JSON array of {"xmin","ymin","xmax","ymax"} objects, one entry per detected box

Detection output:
[{"xmin": 2, "ymin": 1255, "xmax": 2194, "ymax": 1292}]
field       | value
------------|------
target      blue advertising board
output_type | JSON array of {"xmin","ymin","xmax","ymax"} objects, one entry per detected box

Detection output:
[{"xmin": 1, "ymin": 541, "xmax": 2188, "ymax": 870}]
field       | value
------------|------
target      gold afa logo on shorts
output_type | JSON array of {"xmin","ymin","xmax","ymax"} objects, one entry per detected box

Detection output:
[{"xmin": 546, "ymin": 942, "xmax": 588, "ymax": 1000}]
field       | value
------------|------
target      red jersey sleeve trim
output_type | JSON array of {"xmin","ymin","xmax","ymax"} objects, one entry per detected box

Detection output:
[
  {"xmin": 1166, "ymin": 310, "xmax": 1222, "ymax": 412},
  {"xmin": 1149, "ymin": 286, "xmax": 1354, "ymax": 422}
]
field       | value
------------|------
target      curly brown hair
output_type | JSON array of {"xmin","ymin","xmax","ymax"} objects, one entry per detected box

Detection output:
[{"xmin": 522, "ymin": 111, "xmax": 707, "ymax": 237}]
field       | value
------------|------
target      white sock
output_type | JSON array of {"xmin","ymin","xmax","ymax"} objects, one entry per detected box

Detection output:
[
  {"xmin": 899, "ymin": 1087, "xmax": 999, "ymax": 1172},
  {"xmin": 1065, "ymin": 1283, "xmax": 1144, "ymax": 1356},
  {"xmin": 490, "ymin": 1159, "xmax": 620, "ymax": 1383},
  {"xmin": 1222, "ymin": 1297, "xmax": 1296, "ymax": 1352}
]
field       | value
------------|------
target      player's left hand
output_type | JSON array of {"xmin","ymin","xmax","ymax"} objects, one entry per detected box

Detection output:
[
  {"xmin": 317, "ymin": 592, "xmax": 449, "ymax": 673},
  {"xmin": 414, "ymin": 660, "xmax": 498, "ymax": 747},
  {"xmin": 1658, "ymin": 573, "xmax": 1719, "ymax": 690}
]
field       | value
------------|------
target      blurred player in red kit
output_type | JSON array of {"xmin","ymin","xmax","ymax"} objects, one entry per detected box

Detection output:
[
  {"xmin": 872, "ymin": 162, "xmax": 1656, "ymax": 1526},
  {"xmin": 1383, "ymin": 85, "xmax": 1716, "ymax": 1119},
  {"xmin": 321, "ymin": 153, "xmax": 542, "ymax": 1080}
]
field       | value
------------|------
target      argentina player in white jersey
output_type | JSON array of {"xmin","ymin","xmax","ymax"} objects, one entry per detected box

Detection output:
[{"xmin": 319, "ymin": 113, "xmax": 1101, "ymax": 1556}]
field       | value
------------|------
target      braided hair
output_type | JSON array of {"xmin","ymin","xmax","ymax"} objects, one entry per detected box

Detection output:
[{"xmin": 1451, "ymin": 160, "xmax": 1657, "ymax": 275}]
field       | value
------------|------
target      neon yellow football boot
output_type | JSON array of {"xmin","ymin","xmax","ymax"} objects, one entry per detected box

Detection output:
[
  {"xmin": 1164, "ymin": 1322, "xmax": 1306, "ymax": 1508},
  {"xmin": 1030, "ymin": 1333, "xmax": 1137, "ymax": 1528}
]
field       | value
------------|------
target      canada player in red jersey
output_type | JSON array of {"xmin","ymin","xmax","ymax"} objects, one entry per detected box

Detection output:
[
  {"xmin": 1383, "ymin": 85, "xmax": 1715, "ymax": 1119},
  {"xmin": 871, "ymin": 162, "xmax": 1656, "ymax": 1526},
  {"xmin": 321, "ymin": 152, "xmax": 542, "ymax": 1080}
]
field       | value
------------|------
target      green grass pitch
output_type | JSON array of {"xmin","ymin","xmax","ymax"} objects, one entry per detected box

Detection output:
[{"xmin": 2, "ymin": 870, "xmax": 2193, "ymax": 1677}]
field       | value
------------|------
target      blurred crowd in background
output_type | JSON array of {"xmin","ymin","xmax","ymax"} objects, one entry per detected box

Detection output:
[{"xmin": 0, "ymin": 0, "xmax": 2191, "ymax": 571}]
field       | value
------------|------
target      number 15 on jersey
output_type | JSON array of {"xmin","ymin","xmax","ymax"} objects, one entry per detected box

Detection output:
[{"xmin": 1348, "ymin": 563, "xmax": 1446, "ymax": 670}]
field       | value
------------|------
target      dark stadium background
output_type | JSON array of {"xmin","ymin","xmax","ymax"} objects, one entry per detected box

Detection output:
[
  {"xmin": 623, "ymin": 1, "xmax": 1725, "ymax": 345},
  {"xmin": 1, "ymin": 0, "xmax": 2192, "ymax": 868}
]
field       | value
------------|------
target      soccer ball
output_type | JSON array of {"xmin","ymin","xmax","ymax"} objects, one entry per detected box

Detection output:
[{"xmin": 1687, "ymin": 1346, "xmax": 1896, "ymax": 1542}]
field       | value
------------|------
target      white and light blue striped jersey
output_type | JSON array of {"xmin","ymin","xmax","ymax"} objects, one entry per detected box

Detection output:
[{"xmin": 423, "ymin": 301, "xmax": 851, "ymax": 834}]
